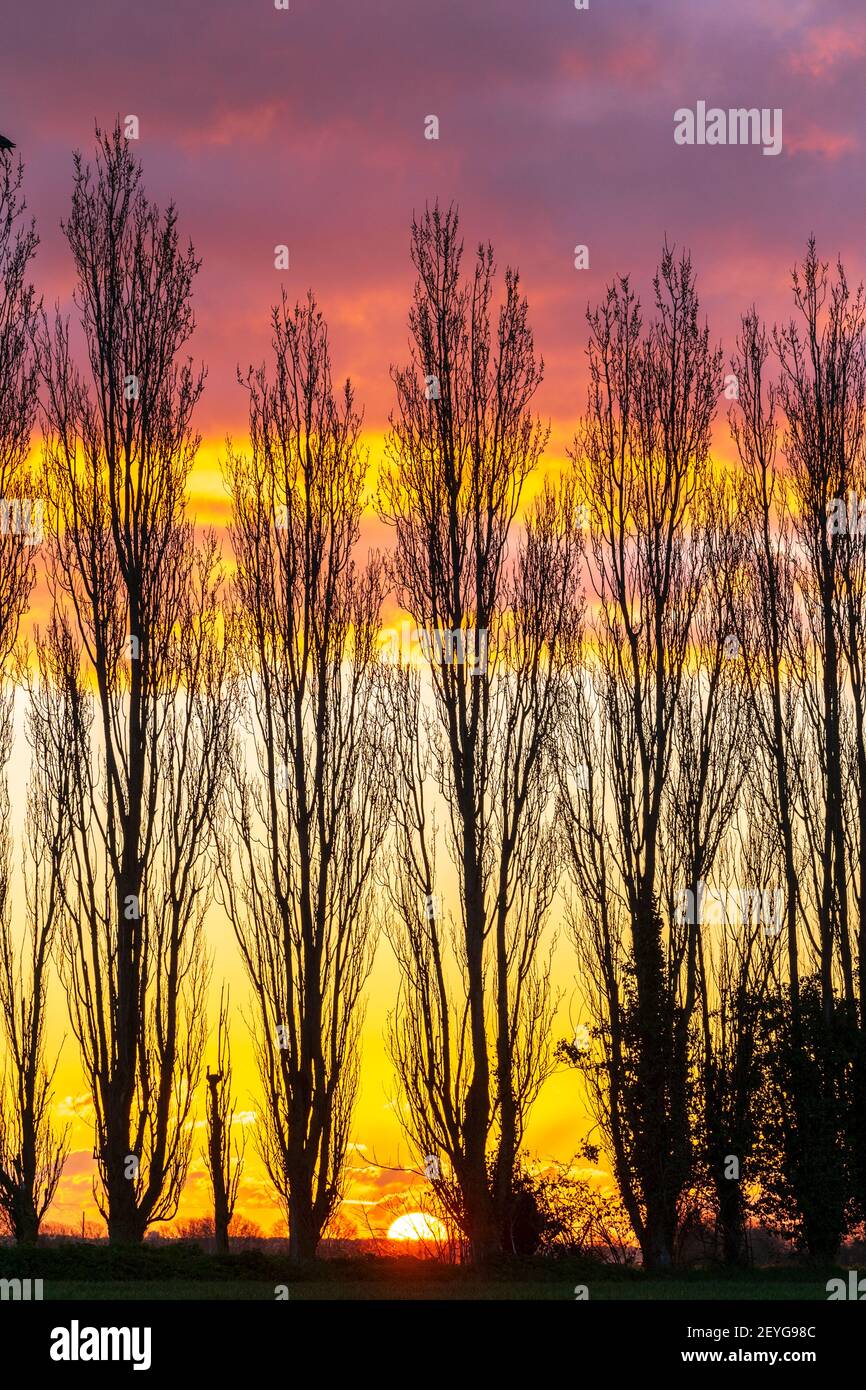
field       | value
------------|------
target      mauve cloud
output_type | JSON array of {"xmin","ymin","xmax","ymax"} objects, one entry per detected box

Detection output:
[{"xmin": 3, "ymin": 0, "xmax": 864, "ymax": 446}]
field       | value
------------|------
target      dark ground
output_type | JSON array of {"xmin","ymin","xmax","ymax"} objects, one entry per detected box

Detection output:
[{"xmin": 0, "ymin": 1242, "xmax": 851, "ymax": 1300}]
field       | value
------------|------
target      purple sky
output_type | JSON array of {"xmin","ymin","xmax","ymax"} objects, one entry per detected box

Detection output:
[{"xmin": 3, "ymin": 0, "xmax": 864, "ymax": 441}]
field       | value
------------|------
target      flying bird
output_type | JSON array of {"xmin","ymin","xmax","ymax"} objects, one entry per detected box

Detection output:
[{"xmin": 0, "ymin": 134, "xmax": 15, "ymax": 150}]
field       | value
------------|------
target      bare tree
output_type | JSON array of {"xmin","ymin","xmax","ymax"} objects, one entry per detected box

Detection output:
[
  {"xmin": 709, "ymin": 813, "xmax": 781, "ymax": 1265},
  {"xmin": 380, "ymin": 204, "xmax": 582, "ymax": 1261},
  {"xmin": 661, "ymin": 481, "xmax": 752, "ymax": 1013},
  {"xmin": 730, "ymin": 308, "xmax": 805, "ymax": 1019},
  {"xmin": 36, "ymin": 125, "xmax": 230, "ymax": 1243},
  {"xmin": 560, "ymin": 248, "xmax": 723, "ymax": 1269},
  {"xmin": 775, "ymin": 243, "xmax": 866, "ymax": 1023},
  {"xmin": 218, "ymin": 292, "xmax": 391, "ymax": 1262},
  {"xmin": 730, "ymin": 247, "xmax": 866, "ymax": 1260},
  {"xmin": 0, "ymin": 143, "xmax": 55, "ymax": 1244},
  {"xmin": 663, "ymin": 485, "xmax": 768, "ymax": 1267},
  {"xmin": 0, "ymin": 655, "xmax": 71, "ymax": 1242},
  {"xmin": 0, "ymin": 148, "xmax": 39, "ymax": 667},
  {"xmin": 204, "ymin": 985, "xmax": 244, "ymax": 1254}
]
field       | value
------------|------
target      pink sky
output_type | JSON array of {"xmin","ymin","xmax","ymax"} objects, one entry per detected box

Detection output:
[{"xmin": 3, "ymin": 0, "xmax": 865, "ymax": 450}]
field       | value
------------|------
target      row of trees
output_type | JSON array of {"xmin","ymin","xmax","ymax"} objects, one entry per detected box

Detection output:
[
  {"xmin": 557, "ymin": 247, "xmax": 866, "ymax": 1270},
  {"xmin": 1, "ymin": 128, "xmax": 864, "ymax": 1267}
]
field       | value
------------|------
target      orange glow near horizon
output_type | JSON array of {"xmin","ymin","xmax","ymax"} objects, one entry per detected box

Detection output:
[
  {"xmin": 8, "ymin": 421, "xmax": 746, "ymax": 1239},
  {"xmin": 387, "ymin": 1213, "xmax": 448, "ymax": 1243}
]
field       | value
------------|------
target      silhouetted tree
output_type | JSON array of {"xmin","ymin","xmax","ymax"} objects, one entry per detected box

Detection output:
[
  {"xmin": 204, "ymin": 986, "xmax": 244, "ymax": 1254},
  {"xmin": 218, "ymin": 292, "xmax": 391, "ymax": 1262},
  {"xmin": 0, "ymin": 143, "xmax": 59, "ymax": 1246},
  {"xmin": 36, "ymin": 125, "xmax": 230, "ymax": 1243},
  {"xmin": 755, "ymin": 981, "xmax": 856, "ymax": 1261},
  {"xmin": 560, "ymin": 247, "xmax": 723, "ymax": 1270},
  {"xmin": 694, "ymin": 812, "xmax": 778, "ymax": 1267},
  {"xmin": 0, "ymin": 147, "xmax": 38, "ymax": 666},
  {"xmin": 729, "ymin": 307, "xmax": 805, "ymax": 1015},
  {"xmin": 775, "ymin": 243, "xmax": 865, "ymax": 1024},
  {"xmin": 380, "ymin": 204, "xmax": 582, "ymax": 1262},
  {"xmin": 664, "ymin": 485, "xmax": 768, "ymax": 1267},
  {"xmin": 730, "ymin": 252, "xmax": 865, "ymax": 1260},
  {"xmin": 0, "ymin": 656, "xmax": 71, "ymax": 1243}
]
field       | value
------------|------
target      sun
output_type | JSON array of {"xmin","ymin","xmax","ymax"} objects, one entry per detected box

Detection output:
[{"xmin": 386, "ymin": 1212, "xmax": 448, "ymax": 1243}]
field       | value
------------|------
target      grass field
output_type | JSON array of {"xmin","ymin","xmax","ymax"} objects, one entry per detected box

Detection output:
[
  {"xmin": 0, "ymin": 1246, "xmax": 844, "ymax": 1300},
  {"xmin": 35, "ymin": 1274, "xmax": 835, "ymax": 1300}
]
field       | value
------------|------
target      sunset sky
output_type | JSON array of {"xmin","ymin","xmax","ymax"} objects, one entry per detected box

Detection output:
[{"xmin": 2, "ymin": 0, "xmax": 864, "ymax": 1237}]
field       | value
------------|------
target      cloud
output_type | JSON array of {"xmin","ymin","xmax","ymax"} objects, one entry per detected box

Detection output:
[
  {"xmin": 788, "ymin": 20, "xmax": 866, "ymax": 77},
  {"xmin": 57, "ymin": 1149, "xmax": 97, "ymax": 1178},
  {"xmin": 56, "ymin": 1094, "xmax": 96, "ymax": 1123},
  {"xmin": 786, "ymin": 125, "xmax": 858, "ymax": 158}
]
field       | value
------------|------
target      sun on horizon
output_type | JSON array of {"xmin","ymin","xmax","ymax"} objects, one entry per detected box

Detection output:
[{"xmin": 386, "ymin": 1213, "xmax": 448, "ymax": 1244}]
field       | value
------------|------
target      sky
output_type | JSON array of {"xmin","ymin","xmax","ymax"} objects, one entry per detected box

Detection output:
[{"xmin": 2, "ymin": 0, "xmax": 865, "ymax": 1237}]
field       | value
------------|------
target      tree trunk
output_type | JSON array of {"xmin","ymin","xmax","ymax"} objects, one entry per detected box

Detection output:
[
  {"xmin": 288, "ymin": 1186, "xmax": 320, "ymax": 1263},
  {"xmin": 11, "ymin": 1192, "xmax": 40, "ymax": 1247},
  {"xmin": 462, "ymin": 1169, "xmax": 499, "ymax": 1265},
  {"xmin": 718, "ymin": 1181, "xmax": 749, "ymax": 1268},
  {"xmin": 208, "ymin": 1072, "xmax": 230, "ymax": 1254},
  {"xmin": 632, "ymin": 888, "xmax": 681, "ymax": 1272}
]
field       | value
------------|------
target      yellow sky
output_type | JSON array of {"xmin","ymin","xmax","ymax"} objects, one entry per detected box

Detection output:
[{"xmin": 5, "ymin": 427, "xmax": 595, "ymax": 1238}]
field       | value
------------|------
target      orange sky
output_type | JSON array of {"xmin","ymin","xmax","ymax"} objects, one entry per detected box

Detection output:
[
  {"xmin": 3, "ymin": 0, "xmax": 862, "ymax": 1239},
  {"xmin": 7, "ymin": 428, "xmax": 600, "ymax": 1240}
]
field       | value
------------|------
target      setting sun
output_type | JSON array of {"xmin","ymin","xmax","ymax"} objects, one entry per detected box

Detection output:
[{"xmin": 386, "ymin": 1213, "xmax": 448, "ymax": 1244}]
